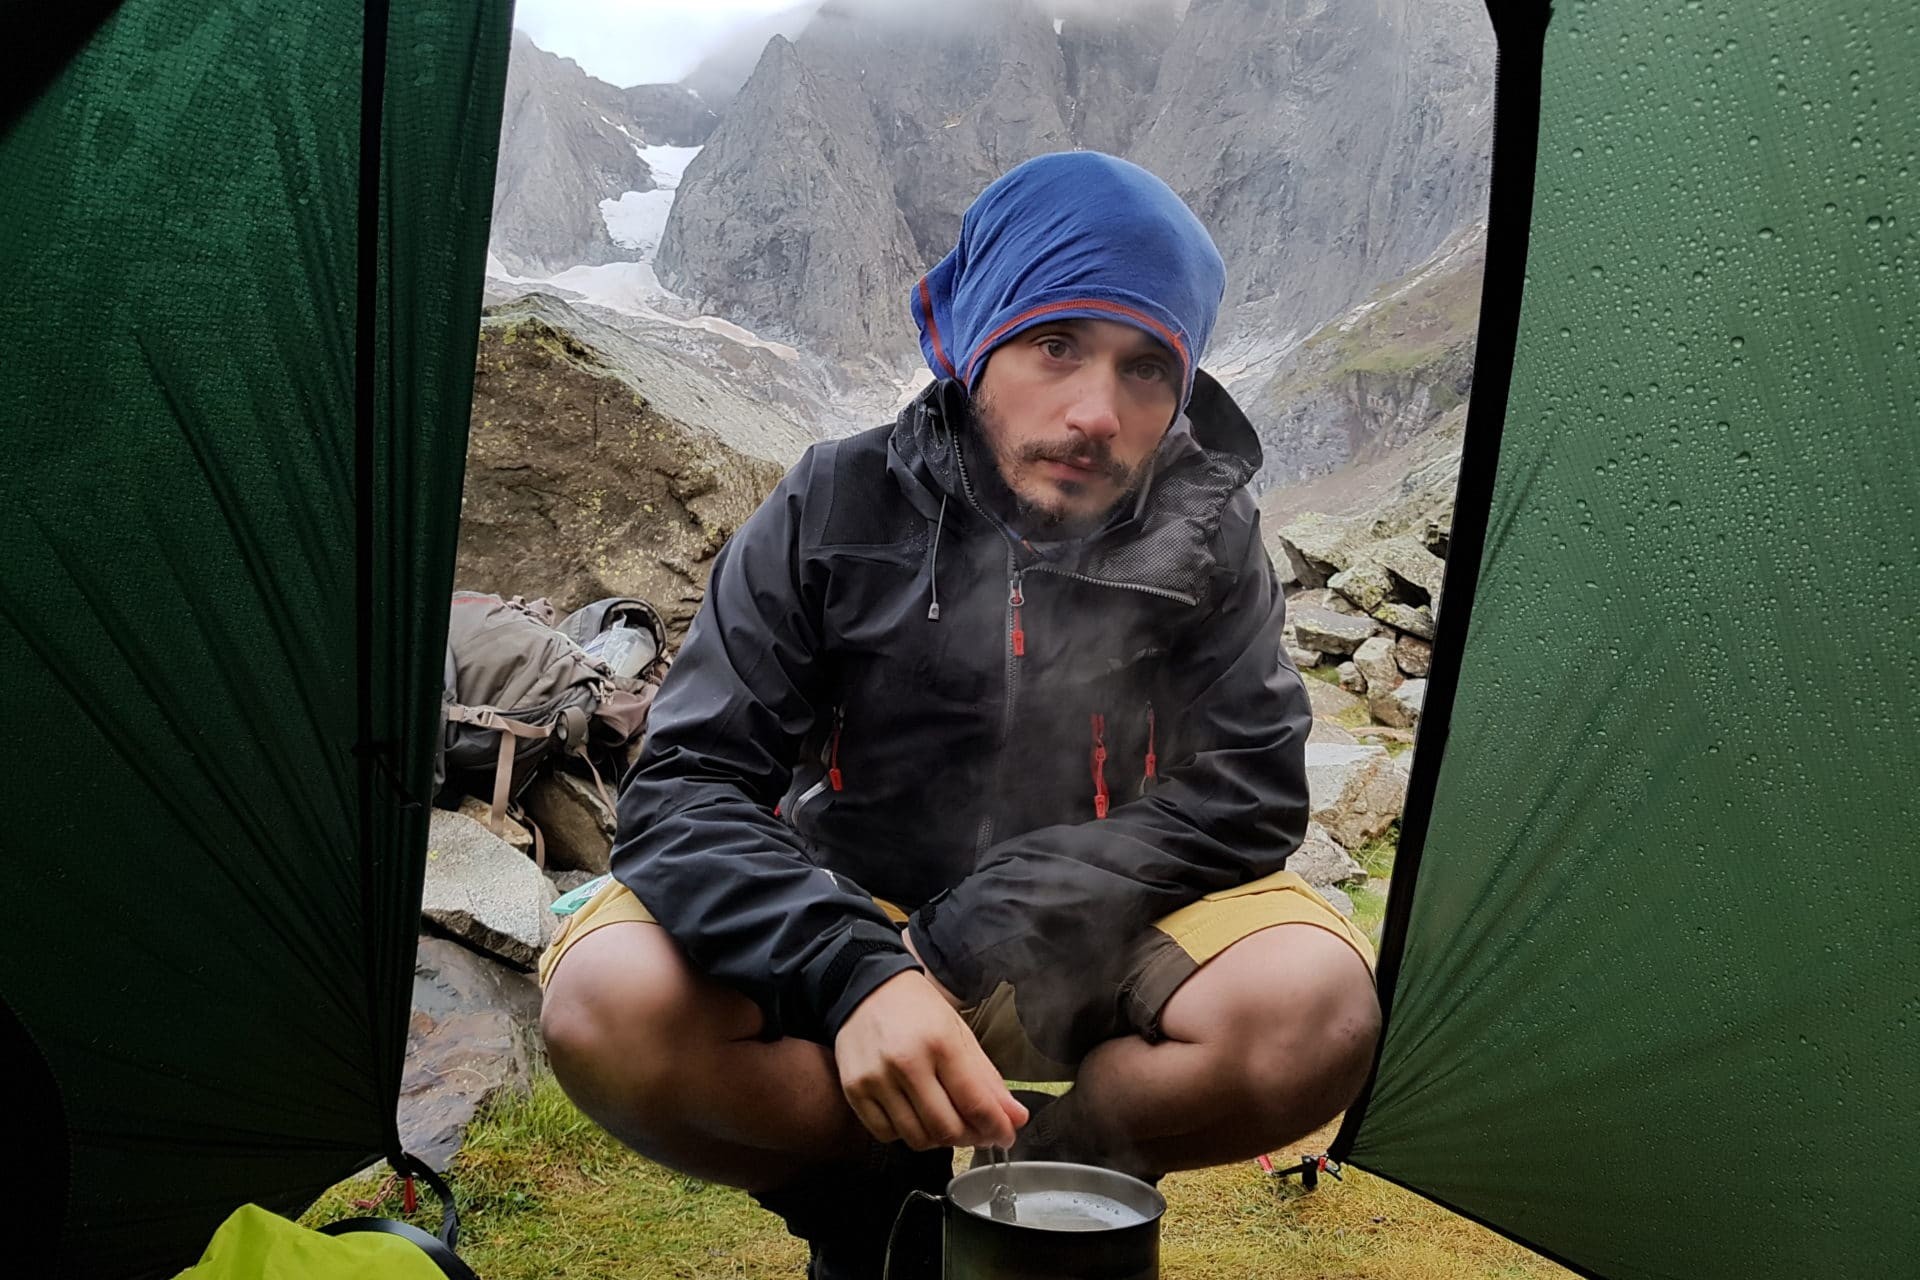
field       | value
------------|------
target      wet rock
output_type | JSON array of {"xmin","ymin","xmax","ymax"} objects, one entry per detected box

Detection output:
[
  {"xmin": 1337, "ymin": 661, "xmax": 1366, "ymax": 694},
  {"xmin": 549, "ymin": 869, "xmax": 601, "ymax": 897},
  {"xmin": 1287, "ymin": 821, "xmax": 1366, "ymax": 888},
  {"xmin": 1277, "ymin": 513, "xmax": 1367, "ymax": 582},
  {"xmin": 421, "ymin": 810, "xmax": 557, "ymax": 970},
  {"xmin": 1304, "ymin": 677, "xmax": 1367, "ymax": 723},
  {"xmin": 1373, "ymin": 601, "xmax": 1436, "ymax": 640},
  {"xmin": 1329, "ymin": 563, "xmax": 1395, "ymax": 613},
  {"xmin": 1354, "ymin": 635, "xmax": 1402, "ymax": 694},
  {"xmin": 1288, "ymin": 587, "xmax": 1363, "ymax": 616},
  {"xmin": 1315, "ymin": 883, "xmax": 1356, "ymax": 918},
  {"xmin": 1286, "ymin": 645, "xmax": 1325, "ymax": 669},
  {"xmin": 1308, "ymin": 720, "xmax": 1359, "ymax": 746},
  {"xmin": 1394, "ymin": 634, "xmax": 1433, "ymax": 677},
  {"xmin": 521, "ymin": 770, "xmax": 616, "ymax": 875},
  {"xmin": 1351, "ymin": 725, "xmax": 1416, "ymax": 747},
  {"xmin": 1372, "ymin": 678, "xmax": 1428, "ymax": 730},
  {"xmin": 455, "ymin": 795, "xmax": 533, "ymax": 856},
  {"xmin": 1292, "ymin": 605, "xmax": 1379, "ymax": 656},
  {"xmin": 1306, "ymin": 743, "xmax": 1410, "ymax": 849},
  {"xmin": 399, "ymin": 937, "xmax": 544, "ymax": 1172},
  {"xmin": 1373, "ymin": 536, "xmax": 1447, "ymax": 599}
]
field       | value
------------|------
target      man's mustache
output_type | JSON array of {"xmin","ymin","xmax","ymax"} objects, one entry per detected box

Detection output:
[{"xmin": 1018, "ymin": 440, "xmax": 1135, "ymax": 485}]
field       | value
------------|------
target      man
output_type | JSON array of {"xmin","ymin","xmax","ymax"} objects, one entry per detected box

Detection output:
[{"xmin": 539, "ymin": 152, "xmax": 1381, "ymax": 1278}]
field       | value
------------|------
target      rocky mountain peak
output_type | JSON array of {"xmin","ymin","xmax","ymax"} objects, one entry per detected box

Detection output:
[{"xmin": 490, "ymin": 31, "xmax": 720, "ymax": 277}]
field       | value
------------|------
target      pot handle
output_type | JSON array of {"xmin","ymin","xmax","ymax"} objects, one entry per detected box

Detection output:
[{"xmin": 882, "ymin": 1188, "xmax": 946, "ymax": 1280}]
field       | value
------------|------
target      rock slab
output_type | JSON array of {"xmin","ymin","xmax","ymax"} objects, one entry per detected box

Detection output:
[
  {"xmin": 1306, "ymin": 743, "xmax": 1410, "ymax": 849},
  {"xmin": 400, "ymin": 937, "xmax": 545, "ymax": 1172},
  {"xmin": 1373, "ymin": 678, "xmax": 1429, "ymax": 730},
  {"xmin": 422, "ymin": 809, "xmax": 557, "ymax": 970},
  {"xmin": 522, "ymin": 770, "xmax": 617, "ymax": 875},
  {"xmin": 1292, "ymin": 605, "xmax": 1379, "ymax": 656},
  {"xmin": 1288, "ymin": 821, "xmax": 1366, "ymax": 888}
]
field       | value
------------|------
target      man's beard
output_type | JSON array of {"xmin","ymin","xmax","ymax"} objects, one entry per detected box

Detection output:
[{"xmin": 972, "ymin": 394, "xmax": 1147, "ymax": 540}]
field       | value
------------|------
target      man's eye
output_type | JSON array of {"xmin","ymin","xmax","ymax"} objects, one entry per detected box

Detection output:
[
  {"xmin": 1132, "ymin": 361, "xmax": 1171, "ymax": 382},
  {"xmin": 1038, "ymin": 337, "xmax": 1070, "ymax": 359}
]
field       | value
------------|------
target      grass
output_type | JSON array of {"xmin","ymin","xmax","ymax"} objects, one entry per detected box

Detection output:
[{"xmin": 302, "ymin": 1062, "xmax": 1564, "ymax": 1279}]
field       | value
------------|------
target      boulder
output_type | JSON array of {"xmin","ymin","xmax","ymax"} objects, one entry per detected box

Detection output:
[
  {"xmin": 1315, "ymin": 883, "xmax": 1356, "ymax": 919},
  {"xmin": 1393, "ymin": 634, "xmax": 1433, "ymax": 677},
  {"xmin": 1286, "ymin": 645, "xmax": 1324, "ymax": 669},
  {"xmin": 1328, "ymin": 563, "xmax": 1395, "ymax": 613},
  {"xmin": 1304, "ymin": 677, "xmax": 1367, "ymax": 722},
  {"xmin": 1288, "ymin": 587, "xmax": 1362, "ymax": 616},
  {"xmin": 1353, "ymin": 635, "xmax": 1402, "ymax": 694},
  {"xmin": 1277, "ymin": 513, "xmax": 1366, "ymax": 580},
  {"xmin": 455, "ymin": 795, "xmax": 533, "ymax": 856},
  {"xmin": 1351, "ymin": 725, "xmax": 1417, "ymax": 747},
  {"xmin": 1337, "ymin": 661, "xmax": 1366, "ymax": 694},
  {"xmin": 1373, "ymin": 536, "xmax": 1448, "ymax": 599},
  {"xmin": 1307, "ymin": 720, "xmax": 1358, "ymax": 746},
  {"xmin": 1306, "ymin": 742, "xmax": 1410, "ymax": 849},
  {"xmin": 1372, "ymin": 678, "xmax": 1428, "ymax": 730},
  {"xmin": 1287, "ymin": 821, "xmax": 1366, "ymax": 887},
  {"xmin": 1373, "ymin": 601, "xmax": 1436, "ymax": 640},
  {"xmin": 521, "ymin": 771, "xmax": 616, "ymax": 875},
  {"xmin": 421, "ymin": 810, "xmax": 557, "ymax": 970},
  {"xmin": 549, "ymin": 868, "xmax": 601, "ymax": 896},
  {"xmin": 1292, "ymin": 605, "xmax": 1379, "ymax": 656},
  {"xmin": 400, "ymin": 937, "xmax": 544, "ymax": 1171}
]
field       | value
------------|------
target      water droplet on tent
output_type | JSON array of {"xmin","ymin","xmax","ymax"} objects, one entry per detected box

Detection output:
[
  {"xmin": 1825, "ymin": 202, "xmax": 1838, "ymax": 213},
  {"xmin": 1734, "ymin": 451, "xmax": 1752, "ymax": 464},
  {"xmin": 1757, "ymin": 226, "xmax": 1775, "ymax": 239},
  {"xmin": 1866, "ymin": 215, "xmax": 1884, "ymax": 229},
  {"xmin": 1591, "ymin": 265, "xmax": 1605, "ymax": 278},
  {"xmin": 1730, "ymin": 336, "xmax": 1745, "ymax": 348}
]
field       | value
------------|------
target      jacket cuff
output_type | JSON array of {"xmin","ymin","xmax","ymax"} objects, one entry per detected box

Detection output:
[
  {"xmin": 905, "ymin": 902, "xmax": 992, "ymax": 1006},
  {"xmin": 802, "ymin": 917, "xmax": 923, "ymax": 1044}
]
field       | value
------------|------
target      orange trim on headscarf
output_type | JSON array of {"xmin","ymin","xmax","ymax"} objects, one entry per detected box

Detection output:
[
  {"xmin": 962, "ymin": 298, "xmax": 1190, "ymax": 386},
  {"xmin": 919, "ymin": 276, "xmax": 959, "ymax": 380}
]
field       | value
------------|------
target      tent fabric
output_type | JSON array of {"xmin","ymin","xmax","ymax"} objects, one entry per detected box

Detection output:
[
  {"xmin": 0, "ymin": 1, "xmax": 511, "ymax": 1274},
  {"xmin": 1338, "ymin": 3, "xmax": 1919, "ymax": 1277}
]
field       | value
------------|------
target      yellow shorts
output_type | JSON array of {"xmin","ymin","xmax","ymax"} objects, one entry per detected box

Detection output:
[{"xmin": 538, "ymin": 869, "xmax": 1374, "ymax": 1083}]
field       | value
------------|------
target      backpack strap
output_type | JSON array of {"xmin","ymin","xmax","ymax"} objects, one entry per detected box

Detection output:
[{"xmin": 443, "ymin": 704, "xmax": 555, "ymax": 861}]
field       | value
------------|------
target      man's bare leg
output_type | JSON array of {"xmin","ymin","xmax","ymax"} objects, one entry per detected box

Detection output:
[
  {"xmin": 539, "ymin": 920, "xmax": 873, "ymax": 1191},
  {"xmin": 1012, "ymin": 923, "xmax": 1380, "ymax": 1178}
]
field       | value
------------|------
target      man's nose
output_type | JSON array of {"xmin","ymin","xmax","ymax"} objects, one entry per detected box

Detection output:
[{"xmin": 1062, "ymin": 366, "xmax": 1122, "ymax": 444}]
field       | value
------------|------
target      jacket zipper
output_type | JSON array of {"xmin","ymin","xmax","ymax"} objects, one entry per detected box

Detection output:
[{"xmin": 975, "ymin": 549, "xmax": 1024, "ymax": 854}]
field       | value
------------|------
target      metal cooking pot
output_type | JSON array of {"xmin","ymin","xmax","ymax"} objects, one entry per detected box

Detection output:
[{"xmin": 886, "ymin": 1161, "xmax": 1167, "ymax": 1280}]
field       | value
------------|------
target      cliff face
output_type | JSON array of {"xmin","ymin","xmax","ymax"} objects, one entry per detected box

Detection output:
[
  {"xmin": 1129, "ymin": 0, "xmax": 1494, "ymax": 353},
  {"xmin": 657, "ymin": 0, "xmax": 1082, "ymax": 360},
  {"xmin": 655, "ymin": 35, "xmax": 925, "ymax": 359},
  {"xmin": 654, "ymin": 0, "xmax": 1491, "ymax": 368},
  {"xmin": 489, "ymin": 31, "xmax": 720, "ymax": 277},
  {"xmin": 1250, "ymin": 224, "xmax": 1484, "ymax": 491}
]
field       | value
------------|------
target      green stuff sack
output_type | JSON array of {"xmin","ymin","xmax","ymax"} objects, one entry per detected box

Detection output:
[{"xmin": 174, "ymin": 1206, "xmax": 449, "ymax": 1280}]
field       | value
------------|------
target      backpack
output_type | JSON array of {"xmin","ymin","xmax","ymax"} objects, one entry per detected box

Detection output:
[{"xmin": 438, "ymin": 592, "xmax": 666, "ymax": 850}]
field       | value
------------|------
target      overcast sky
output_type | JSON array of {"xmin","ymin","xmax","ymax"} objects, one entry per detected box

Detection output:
[{"xmin": 513, "ymin": 0, "xmax": 801, "ymax": 87}]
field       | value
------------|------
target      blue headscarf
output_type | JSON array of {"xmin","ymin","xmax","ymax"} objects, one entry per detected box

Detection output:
[{"xmin": 911, "ymin": 151, "xmax": 1227, "ymax": 411}]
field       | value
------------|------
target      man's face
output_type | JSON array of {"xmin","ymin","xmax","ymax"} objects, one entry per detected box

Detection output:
[{"xmin": 971, "ymin": 318, "xmax": 1182, "ymax": 539}]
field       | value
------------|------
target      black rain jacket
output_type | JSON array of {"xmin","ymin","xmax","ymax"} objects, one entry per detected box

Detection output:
[{"xmin": 611, "ymin": 373, "xmax": 1312, "ymax": 1062}]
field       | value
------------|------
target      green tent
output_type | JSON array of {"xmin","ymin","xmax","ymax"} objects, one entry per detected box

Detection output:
[
  {"xmin": 1, "ymin": 0, "xmax": 510, "ymax": 1272},
  {"xmin": 1330, "ymin": 3, "xmax": 1919, "ymax": 1277},
  {"xmin": 1, "ymin": 1, "xmax": 1912, "ymax": 1277}
]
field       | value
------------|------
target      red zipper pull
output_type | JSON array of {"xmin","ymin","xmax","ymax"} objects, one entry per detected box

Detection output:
[
  {"xmin": 1144, "ymin": 702, "xmax": 1157, "ymax": 784},
  {"xmin": 1009, "ymin": 574, "xmax": 1026, "ymax": 658},
  {"xmin": 828, "ymin": 706, "xmax": 845, "ymax": 791},
  {"xmin": 1091, "ymin": 713, "xmax": 1110, "ymax": 819}
]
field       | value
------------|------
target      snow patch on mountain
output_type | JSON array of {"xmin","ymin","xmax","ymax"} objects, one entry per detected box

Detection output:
[{"xmin": 601, "ymin": 145, "xmax": 704, "ymax": 259}]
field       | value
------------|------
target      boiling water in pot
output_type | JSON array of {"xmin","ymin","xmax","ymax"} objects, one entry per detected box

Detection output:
[{"xmin": 973, "ymin": 1189, "xmax": 1147, "ymax": 1232}]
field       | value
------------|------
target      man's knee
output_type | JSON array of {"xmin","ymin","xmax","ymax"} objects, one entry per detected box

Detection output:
[
  {"xmin": 1162, "ymin": 923, "xmax": 1381, "ymax": 1125},
  {"xmin": 540, "ymin": 922, "xmax": 738, "ymax": 1113}
]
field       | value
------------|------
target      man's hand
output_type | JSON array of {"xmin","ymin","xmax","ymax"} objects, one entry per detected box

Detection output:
[{"xmin": 834, "ymin": 970, "xmax": 1028, "ymax": 1151}]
